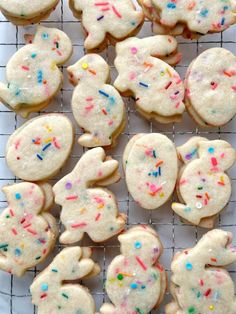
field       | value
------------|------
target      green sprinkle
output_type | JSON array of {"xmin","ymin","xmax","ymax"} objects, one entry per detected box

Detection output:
[
  {"xmin": 135, "ymin": 308, "xmax": 143, "ymax": 314},
  {"xmin": 51, "ymin": 268, "xmax": 58, "ymax": 273},
  {"xmin": 117, "ymin": 274, "xmax": 123, "ymax": 280},
  {"xmin": 62, "ymin": 293, "xmax": 69, "ymax": 299},
  {"xmin": 35, "ymin": 256, "xmax": 41, "ymax": 260},
  {"xmin": 188, "ymin": 307, "xmax": 196, "ymax": 314},
  {"xmin": 5, "ymin": 215, "xmax": 10, "ymax": 218},
  {"xmin": 0, "ymin": 244, "xmax": 8, "ymax": 249},
  {"xmin": 197, "ymin": 186, "xmax": 203, "ymax": 190},
  {"xmin": 57, "ymin": 305, "xmax": 61, "ymax": 310}
]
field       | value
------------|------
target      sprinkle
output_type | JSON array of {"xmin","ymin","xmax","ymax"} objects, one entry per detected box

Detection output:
[
  {"xmin": 112, "ymin": 5, "xmax": 122, "ymax": 18},
  {"xmin": 42, "ymin": 32, "xmax": 49, "ymax": 39},
  {"xmin": 97, "ymin": 15, "xmax": 104, "ymax": 21},
  {"xmin": 211, "ymin": 257, "xmax": 217, "ymax": 263},
  {"xmin": 27, "ymin": 228, "xmax": 37, "ymax": 235},
  {"xmin": 10, "ymin": 209, "xmax": 14, "ymax": 217},
  {"xmin": 134, "ymin": 241, "xmax": 142, "ymax": 249},
  {"xmin": 95, "ymin": 213, "xmax": 101, "ymax": 221},
  {"xmin": 42, "ymin": 143, "xmax": 52, "ymax": 151},
  {"xmin": 184, "ymin": 207, "xmax": 192, "ymax": 212},
  {"xmin": 65, "ymin": 182, "xmax": 72, "ymax": 190},
  {"xmin": 204, "ymin": 288, "xmax": 212, "ymax": 297},
  {"xmin": 99, "ymin": 90, "xmax": 109, "ymax": 97},
  {"xmin": 88, "ymin": 69, "xmax": 96, "ymax": 75},
  {"xmin": 41, "ymin": 283, "xmax": 48, "ymax": 292},
  {"xmin": 223, "ymin": 70, "xmax": 232, "ymax": 77},
  {"xmin": 211, "ymin": 157, "xmax": 218, "ymax": 166},
  {"xmin": 21, "ymin": 66, "xmax": 29, "ymax": 71},
  {"xmin": 66, "ymin": 195, "xmax": 78, "ymax": 201},
  {"xmin": 71, "ymin": 222, "xmax": 87, "ymax": 228},
  {"xmin": 12, "ymin": 228, "xmax": 18, "ymax": 235},
  {"xmin": 102, "ymin": 108, "xmax": 107, "ymax": 115},
  {"xmin": 211, "ymin": 82, "xmax": 218, "ymax": 90},
  {"xmin": 14, "ymin": 248, "xmax": 21, "ymax": 256},
  {"xmin": 131, "ymin": 47, "xmax": 137, "ymax": 54},
  {"xmin": 188, "ymin": 307, "xmax": 196, "ymax": 314},
  {"xmin": 155, "ymin": 160, "xmax": 163, "ymax": 167},
  {"xmin": 209, "ymin": 305, "xmax": 214, "ymax": 311},
  {"xmin": 117, "ymin": 274, "xmax": 124, "ymax": 280},
  {"xmin": 0, "ymin": 244, "xmax": 8, "ymax": 250},
  {"xmin": 130, "ymin": 282, "xmax": 138, "ymax": 289},
  {"xmin": 15, "ymin": 193, "xmax": 21, "ymax": 200},
  {"xmin": 35, "ymin": 256, "xmax": 41, "ymax": 260},
  {"xmin": 37, "ymin": 154, "xmax": 43, "ymax": 161},
  {"xmin": 218, "ymin": 176, "xmax": 225, "ymax": 186},
  {"xmin": 208, "ymin": 147, "xmax": 215, "ymax": 154},
  {"xmin": 167, "ymin": 3, "xmax": 176, "ymax": 9},
  {"xmin": 40, "ymin": 293, "xmax": 47, "ymax": 299},
  {"xmin": 139, "ymin": 82, "xmax": 149, "ymax": 88},
  {"xmin": 135, "ymin": 256, "xmax": 147, "ymax": 271},
  {"xmin": 165, "ymin": 81, "xmax": 172, "ymax": 89},
  {"xmin": 118, "ymin": 272, "xmax": 134, "ymax": 278},
  {"xmin": 51, "ymin": 268, "xmax": 58, "ymax": 273},
  {"xmin": 31, "ymin": 53, "xmax": 37, "ymax": 58},
  {"xmin": 185, "ymin": 262, "xmax": 193, "ymax": 270},
  {"xmin": 82, "ymin": 63, "xmax": 88, "ymax": 70},
  {"xmin": 37, "ymin": 70, "xmax": 43, "ymax": 84}
]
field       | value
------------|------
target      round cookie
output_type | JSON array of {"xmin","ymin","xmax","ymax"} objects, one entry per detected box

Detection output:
[
  {"xmin": 53, "ymin": 147, "xmax": 126, "ymax": 244},
  {"xmin": 68, "ymin": 54, "xmax": 126, "ymax": 148},
  {"xmin": 99, "ymin": 226, "xmax": 166, "ymax": 314},
  {"xmin": 166, "ymin": 229, "xmax": 236, "ymax": 314},
  {"xmin": 6, "ymin": 114, "xmax": 74, "ymax": 182},
  {"xmin": 185, "ymin": 48, "xmax": 236, "ymax": 127},
  {"xmin": 151, "ymin": 0, "xmax": 236, "ymax": 35},
  {"xmin": 0, "ymin": 26, "xmax": 72, "ymax": 118},
  {"xmin": 31, "ymin": 247, "xmax": 100, "ymax": 314},
  {"xmin": 69, "ymin": 0, "xmax": 144, "ymax": 51},
  {"xmin": 172, "ymin": 137, "xmax": 236, "ymax": 227},
  {"xmin": 114, "ymin": 36, "xmax": 185, "ymax": 124},
  {"xmin": 123, "ymin": 133, "xmax": 178, "ymax": 210},
  {"xmin": 0, "ymin": 182, "xmax": 58, "ymax": 277},
  {"xmin": 0, "ymin": 0, "xmax": 59, "ymax": 25}
]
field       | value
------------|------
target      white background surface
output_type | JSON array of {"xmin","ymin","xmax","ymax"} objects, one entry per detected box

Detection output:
[{"xmin": 0, "ymin": 1, "xmax": 236, "ymax": 313}]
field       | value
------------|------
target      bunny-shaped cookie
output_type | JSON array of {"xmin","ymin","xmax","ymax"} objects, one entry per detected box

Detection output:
[
  {"xmin": 31, "ymin": 246, "xmax": 100, "ymax": 314},
  {"xmin": 99, "ymin": 226, "xmax": 166, "ymax": 314},
  {"xmin": 69, "ymin": 0, "xmax": 144, "ymax": 51},
  {"xmin": 166, "ymin": 229, "xmax": 236, "ymax": 314},
  {"xmin": 53, "ymin": 147, "xmax": 126, "ymax": 244},
  {"xmin": 0, "ymin": 26, "xmax": 72, "ymax": 118},
  {"xmin": 172, "ymin": 138, "xmax": 236, "ymax": 227},
  {"xmin": 68, "ymin": 54, "xmax": 126, "ymax": 148},
  {"xmin": 114, "ymin": 35, "xmax": 185, "ymax": 123},
  {"xmin": 0, "ymin": 182, "xmax": 58, "ymax": 277}
]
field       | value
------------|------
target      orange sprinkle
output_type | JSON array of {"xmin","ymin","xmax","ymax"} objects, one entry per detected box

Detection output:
[
  {"xmin": 155, "ymin": 160, "xmax": 163, "ymax": 167},
  {"xmin": 88, "ymin": 69, "xmax": 96, "ymax": 75}
]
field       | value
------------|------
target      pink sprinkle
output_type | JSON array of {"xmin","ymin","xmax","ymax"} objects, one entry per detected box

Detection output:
[
  {"xmin": 22, "ymin": 66, "xmax": 29, "ymax": 71},
  {"xmin": 129, "ymin": 72, "xmax": 136, "ymax": 80},
  {"xmin": 101, "ymin": 7, "xmax": 110, "ymax": 11},
  {"xmin": 9, "ymin": 209, "xmax": 14, "ymax": 217},
  {"xmin": 11, "ymin": 228, "xmax": 17, "ymax": 235},
  {"xmin": 94, "ymin": 197, "xmax": 104, "ymax": 204},
  {"xmin": 232, "ymin": 86, "xmax": 236, "ymax": 91},
  {"xmin": 211, "ymin": 157, "xmax": 218, "ymax": 166},
  {"xmin": 85, "ymin": 104, "xmax": 94, "ymax": 111},
  {"xmin": 23, "ymin": 223, "xmax": 32, "ymax": 229},
  {"xmin": 86, "ymin": 97, "xmax": 93, "ymax": 102},
  {"xmin": 135, "ymin": 256, "xmax": 147, "ymax": 271},
  {"xmin": 71, "ymin": 222, "xmax": 87, "ymax": 228},
  {"xmin": 220, "ymin": 153, "xmax": 225, "ymax": 158},
  {"xmin": 95, "ymin": 2, "xmax": 109, "ymax": 5},
  {"xmin": 27, "ymin": 228, "xmax": 37, "ymax": 235},
  {"xmin": 179, "ymin": 179, "xmax": 187, "ymax": 185},
  {"xmin": 53, "ymin": 137, "xmax": 61, "ymax": 149},
  {"xmin": 112, "ymin": 5, "xmax": 122, "ymax": 18},
  {"xmin": 56, "ymin": 50, "xmax": 62, "ymax": 56},
  {"xmin": 43, "ymin": 248, "xmax": 47, "ymax": 255},
  {"xmin": 95, "ymin": 213, "xmax": 101, "ymax": 221},
  {"xmin": 66, "ymin": 195, "xmax": 78, "ymax": 201},
  {"xmin": 211, "ymin": 82, "xmax": 218, "ymax": 90},
  {"xmin": 175, "ymin": 102, "xmax": 180, "ymax": 108},
  {"xmin": 14, "ymin": 140, "xmax": 21, "ymax": 150},
  {"xmin": 108, "ymin": 120, "xmax": 113, "ymax": 126},
  {"xmin": 131, "ymin": 47, "xmax": 138, "ymax": 55}
]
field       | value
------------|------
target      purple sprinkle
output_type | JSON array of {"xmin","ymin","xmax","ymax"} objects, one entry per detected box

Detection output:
[
  {"xmin": 65, "ymin": 182, "xmax": 72, "ymax": 190},
  {"xmin": 97, "ymin": 15, "xmax": 104, "ymax": 21}
]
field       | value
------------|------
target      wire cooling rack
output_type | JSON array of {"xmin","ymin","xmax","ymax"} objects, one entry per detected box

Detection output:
[{"xmin": 0, "ymin": 1, "xmax": 236, "ymax": 313}]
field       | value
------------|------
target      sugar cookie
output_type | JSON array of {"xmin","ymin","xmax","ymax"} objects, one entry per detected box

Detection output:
[
  {"xmin": 0, "ymin": 0, "xmax": 59, "ymax": 25},
  {"xmin": 172, "ymin": 137, "xmax": 236, "ymax": 227},
  {"xmin": 114, "ymin": 36, "xmax": 185, "ymax": 124},
  {"xmin": 68, "ymin": 54, "xmax": 126, "ymax": 148},
  {"xmin": 99, "ymin": 225, "xmax": 166, "ymax": 314},
  {"xmin": 6, "ymin": 114, "xmax": 74, "ymax": 182},
  {"xmin": 123, "ymin": 133, "xmax": 178, "ymax": 210},
  {"xmin": 166, "ymin": 229, "xmax": 236, "ymax": 314},
  {"xmin": 69, "ymin": 0, "xmax": 144, "ymax": 51},
  {"xmin": 0, "ymin": 26, "xmax": 72, "ymax": 118},
  {"xmin": 31, "ymin": 246, "xmax": 100, "ymax": 314},
  {"xmin": 0, "ymin": 182, "xmax": 58, "ymax": 277},
  {"xmin": 53, "ymin": 147, "xmax": 126, "ymax": 243},
  {"xmin": 185, "ymin": 48, "xmax": 236, "ymax": 127},
  {"xmin": 151, "ymin": 0, "xmax": 236, "ymax": 35}
]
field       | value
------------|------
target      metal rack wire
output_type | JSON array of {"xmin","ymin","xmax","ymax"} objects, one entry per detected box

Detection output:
[{"xmin": 0, "ymin": 1, "xmax": 236, "ymax": 313}]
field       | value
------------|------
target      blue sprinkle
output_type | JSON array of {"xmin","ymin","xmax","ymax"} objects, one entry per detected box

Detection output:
[
  {"xmin": 139, "ymin": 82, "xmax": 149, "ymax": 88},
  {"xmin": 134, "ymin": 241, "xmax": 142, "ymax": 249},
  {"xmin": 37, "ymin": 70, "xmax": 43, "ymax": 84},
  {"xmin": 15, "ymin": 88, "xmax": 21, "ymax": 96},
  {"xmin": 37, "ymin": 154, "xmax": 43, "ymax": 161},
  {"xmin": 31, "ymin": 53, "xmax": 37, "ymax": 59},
  {"xmin": 221, "ymin": 17, "xmax": 225, "ymax": 25},
  {"xmin": 184, "ymin": 207, "xmax": 192, "ymax": 213},
  {"xmin": 99, "ymin": 90, "xmax": 109, "ymax": 97},
  {"xmin": 186, "ymin": 262, "xmax": 193, "ymax": 270},
  {"xmin": 14, "ymin": 248, "xmax": 22, "ymax": 256},
  {"xmin": 109, "ymin": 96, "xmax": 116, "ymax": 105},
  {"xmin": 167, "ymin": 3, "xmax": 176, "ymax": 9},
  {"xmin": 41, "ymin": 283, "xmax": 48, "ymax": 292},
  {"xmin": 42, "ymin": 32, "xmax": 49, "ymax": 39},
  {"xmin": 97, "ymin": 15, "xmax": 104, "ymax": 21},
  {"xmin": 200, "ymin": 9, "xmax": 209, "ymax": 17},
  {"xmin": 51, "ymin": 268, "xmax": 58, "ymax": 273},
  {"xmin": 208, "ymin": 147, "xmax": 215, "ymax": 154},
  {"xmin": 130, "ymin": 283, "xmax": 138, "ymax": 289},
  {"xmin": 131, "ymin": 21, "xmax": 136, "ymax": 26},
  {"xmin": 141, "ymin": 285, "xmax": 146, "ymax": 289},
  {"xmin": 15, "ymin": 193, "xmax": 21, "ymax": 200},
  {"xmin": 42, "ymin": 143, "xmax": 52, "ymax": 151}
]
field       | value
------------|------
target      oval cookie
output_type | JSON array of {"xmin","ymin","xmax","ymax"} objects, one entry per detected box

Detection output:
[
  {"xmin": 185, "ymin": 48, "xmax": 236, "ymax": 127},
  {"xmin": 6, "ymin": 114, "xmax": 74, "ymax": 181},
  {"xmin": 124, "ymin": 133, "xmax": 178, "ymax": 210}
]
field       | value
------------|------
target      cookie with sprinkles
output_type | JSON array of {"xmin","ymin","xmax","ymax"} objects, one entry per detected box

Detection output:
[
  {"xmin": 0, "ymin": 0, "xmax": 59, "ymax": 25},
  {"xmin": 68, "ymin": 54, "xmax": 126, "ymax": 148},
  {"xmin": 166, "ymin": 229, "xmax": 236, "ymax": 314},
  {"xmin": 185, "ymin": 48, "xmax": 236, "ymax": 127},
  {"xmin": 0, "ymin": 182, "xmax": 58, "ymax": 277},
  {"xmin": 53, "ymin": 147, "xmax": 126, "ymax": 244},
  {"xmin": 114, "ymin": 36, "xmax": 185, "ymax": 124},
  {"xmin": 31, "ymin": 246, "xmax": 100, "ymax": 314},
  {"xmin": 69, "ymin": 0, "xmax": 144, "ymax": 51},
  {"xmin": 0, "ymin": 26, "xmax": 72, "ymax": 118},
  {"xmin": 6, "ymin": 114, "xmax": 74, "ymax": 182},
  {"xmin": 151, "ymin": 0, "xmax": 236, "ymax": 36},
  {"xmin": 172, "ymin": 137, "xmax": 236, "ymax": 227},
  {"xmin": 123, "ymin": 133, "xmax": 178, "ymax": 210},
  {"xmin": 99, "ymin": 225, "xmax": 166, "ymax": 314}
]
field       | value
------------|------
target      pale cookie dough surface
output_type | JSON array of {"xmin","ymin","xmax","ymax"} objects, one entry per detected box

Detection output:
[
  {"xmin": 166, "ymin": 229, "xmax": 236, "ymax": 314},
  {"xmin": 31, "ymin": 246, "xmax": 100, "ymax": 314},
  {"xmin": 0, "ymin": 182, "xmax": 57, "ymax": 277},
  {"xmin": 114, "ymin": 36, "xmax": 185, "ymax": 123},
  {"xmin": 152, "ymin": 0, "xmax": 236, "ymax": 34},
  {"xmin": 70, "ymin": 0, "xmax": 144, "ymax": 50},
  {"xmin": 172, "ymin": 138, "xmax": 236, "ymax": 226},
  {"xmin": 0, "ymin": 0, "xmax": 58, "ymax": 20},
  {"xmin": 185, "ymin": 48, "xmax": 236, "ymax": 126},
  {"xmin": 68, "ymin": 54, "xmax": 126, "ymax": 148},
  {"xmin": 124, "ymin": 133, "xmax": 178, "ymax": 210},
  {"xmin": 99, "ymin": 226, "xmax": 166, "ymax": 314},
  {"xmin": 6, "ymin": 114, "xmax": 74, "ymax": 182},
  {"xmin": 0, "ymin": 26, "xmax": 72, "ymax": 117},
  {"xmin": 53, "ymin": 147, "xmax": 126, "ymax": 244}
]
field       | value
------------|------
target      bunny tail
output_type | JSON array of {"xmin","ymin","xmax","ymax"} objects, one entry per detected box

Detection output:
[
  {"xmin": 78, "ymin": 133, "xmax": 111, "ymax": 148},
  {"xmin": 172, "ymin": 202, "xmax": 200, "ymax": 225},
  {"xmin": 0, "ymin": 82, "xmax": 17, "ymax": 109}
]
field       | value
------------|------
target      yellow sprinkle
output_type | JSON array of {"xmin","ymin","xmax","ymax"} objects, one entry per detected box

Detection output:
[
  {"xmin": 45, "ymin": 125, "xmax": 52, "ymax": 132},
  {"xmin": 118, "ymin": 282, "xmax": 123, "ymax": 287},
  {"xmin": 220, "ymin": 175, "xmax": 224, "ymax": 183},
  {"xmin": 44, "ymin": 137, "xmax": 53, "ymax": 143},
  {"xmin": 166, "ymin": 67, "xmax": 173, "ymax": 77},
  {"xmin": 82, "ymin": 63, "xmax": 88, "ymax": 70},
  {"xmin": 97, "ymin": 203, "xmax": 104, "ymax": 209},
  {"xmin": 209, "ymin": 305, "xmax": 214, "ymax": 311},
  {"xmin": 160, "ymin": 192, "xmax": 165, "ymax": 198},
  {"xmin": 20, "ymin": 243, "xmax": 24, "ymax": 249},
  {"xmin": 108, "ymin": 278, "xmax": 115, "ymax": 284},
  {"xmin": 51, "ymin": 62, "xmax": 57, "ymax": 70},
  {"xmin": 79, "ymin": 208, "xmax": 86, "ymax": 214},
  {"xmin": 118, "ymin": 272, "xmax": 134, "ymax": 277},
  {"xmin": 160, "ymin": 71, "xmax": 165, "ymax": 76}
]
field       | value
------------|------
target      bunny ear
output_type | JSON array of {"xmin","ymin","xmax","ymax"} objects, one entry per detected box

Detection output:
[{"xmin": 177, "ymin": 137, "xmax": 208, "ymax": 164}]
